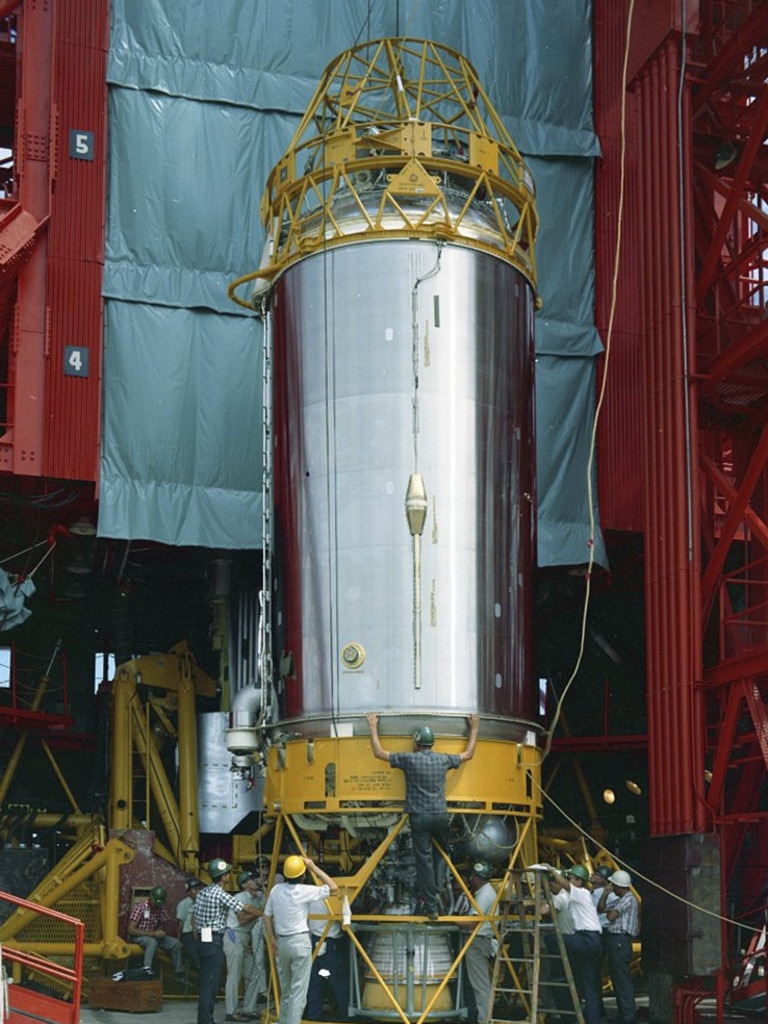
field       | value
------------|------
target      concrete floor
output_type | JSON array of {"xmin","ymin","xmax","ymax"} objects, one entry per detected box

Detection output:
[{"xmin": 75, "ymin": 995, "xmax": 763, "ymax": 1024}]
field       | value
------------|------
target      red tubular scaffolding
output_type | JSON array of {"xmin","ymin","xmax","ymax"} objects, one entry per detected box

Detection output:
[{"xmin": 637, "ymin": 36, "xmax": 707, "ymax": 836}]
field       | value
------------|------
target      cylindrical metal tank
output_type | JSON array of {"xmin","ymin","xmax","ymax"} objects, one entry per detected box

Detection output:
[
  {"xmin": 271, "ymin": 239, "xmax": 536, "ymax": 737},
  {"xmin": 229, "ymin": 41, "xmax": 543, "ymax": 1020}
]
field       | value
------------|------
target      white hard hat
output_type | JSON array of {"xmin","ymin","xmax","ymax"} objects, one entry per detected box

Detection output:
[{"xmin": 609, "ymin": 869, "xmax": 632, "ymax": 887}]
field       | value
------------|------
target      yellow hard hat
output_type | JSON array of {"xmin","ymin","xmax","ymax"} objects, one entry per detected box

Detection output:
[{"xmin": 283, "ymin": 855, "xmax": 306, "ymax": 879}]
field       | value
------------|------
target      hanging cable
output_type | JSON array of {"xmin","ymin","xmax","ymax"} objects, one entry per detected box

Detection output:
[
  {"xmin": 529, "ymin": 767, "xmax": 763, "ymax": 938},
  {"xmin": 541, "ymin": 0, "xmax": 636, "ymax": 762}
]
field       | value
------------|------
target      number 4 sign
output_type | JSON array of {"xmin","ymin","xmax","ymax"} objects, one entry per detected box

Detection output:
[{"xmin": 64, "ymin": 346, "xmax": 89, "ymax": 377}]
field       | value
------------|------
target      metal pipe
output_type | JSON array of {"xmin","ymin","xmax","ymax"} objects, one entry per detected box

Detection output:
[
  {"xmin": 642, "ymin": 37, "xmax": 706, "ymax": 834},
  {"xmin": 658, "ymin": 42, "xmax": 678, "ymax": 831},
  {"xmin": 231, "ymin": 683, "xmax": 263, "ymax": 715},
  {"xmin": 683, "ymin": 63, "xmax": 706, "ymax": 833},
  {"xmin": 666, "ymin": 37, "xmax": 704, "ymax": 831},
  {"xmin": 2, "ymin": 942, "xmax": 128, "ymax": 958},
  {"xmin": 665, "ymin": 39, "xmax": 694, "ymax": 828},
  {"xmin": 110, "ymin": 663, "xmax": 136, "ymax": 830},
  {"xmin": 177, "ymin": 650, "xmax": 201, "ymax": 873},
  {"xmin": 644, "ymin": 55, "xmax": 666, "ymax": 832}
]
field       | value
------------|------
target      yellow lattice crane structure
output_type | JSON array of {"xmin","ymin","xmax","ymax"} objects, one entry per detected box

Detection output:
[{"xmin": 229, "ymin": 37, "xmax": 538, "ymax": 308}]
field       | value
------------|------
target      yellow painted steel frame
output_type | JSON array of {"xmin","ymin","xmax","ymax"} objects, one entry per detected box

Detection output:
[
  {"xmin": 229, "ymin": 37, "xmax": 538, "ymax": 309},
  {"xmin": 0, "ymin": 643, "xmax": 218, "ymax": 967},
  {"xmin": 263, "ymin": 811, "xmax": 540, "ymax": 1024},
  {"xmin": 0, "ymin": 824, "xmax": 135, "ymax": 959},
  {"xmin": 260, "ymin": 735, "xmax": 542, "ymax": 1023},
  {"xmin": 265, "ymin": 735, "xmax": 540, "ymax": 818},
  {"xmin": 110, "ymin": 641, "xmax": 217, "ymax": 875}
]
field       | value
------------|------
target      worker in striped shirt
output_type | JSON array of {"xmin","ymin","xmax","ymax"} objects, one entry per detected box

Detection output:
[{"xmin": 597, "ymin": 870, "xmax": 640, "ymax": 1024}]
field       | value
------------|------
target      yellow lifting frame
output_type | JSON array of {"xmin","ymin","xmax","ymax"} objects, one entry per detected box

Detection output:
[{"xmin": 229, "ymin": 37, "xmax": 538, "ymax": 309}]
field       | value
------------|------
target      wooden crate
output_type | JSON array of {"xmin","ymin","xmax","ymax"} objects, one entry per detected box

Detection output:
[{"xmin": 88, "ymin": 977, "xmax": 163, "ymax": 1012}]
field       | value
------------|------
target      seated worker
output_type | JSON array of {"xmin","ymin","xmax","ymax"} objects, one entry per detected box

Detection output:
[{"xmin": 128, "ymin": 885, "xmax": 185, "ymax": 979}]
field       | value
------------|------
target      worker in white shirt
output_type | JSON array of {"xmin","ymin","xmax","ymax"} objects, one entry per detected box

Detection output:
[
  {"xmin": 305, "ymin": 876, "xmax": 350, "ymax": 1022},
  {"xmin": 263, "ymin": 855, "xmax": 338, "ymax": 1024},
  {"xmin": 589, "ymin": 866, "xmax": 615, "ymax": 1020},
  {"xmin": 548, "ymin": 864, "xmax": 603, "ymax": 1024}
]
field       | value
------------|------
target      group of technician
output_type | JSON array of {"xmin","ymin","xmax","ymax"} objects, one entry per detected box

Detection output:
[
  {"xmin": 127, "ymin": 861, "xmax": 271, "ymax": 1024},
  {"xmin": 129, "ymin": 711, "xmax": 638, "ymax": 1024},
  {"xmin": 545, "ymin": 862, "xmax": 640, "ymax": 1024}
]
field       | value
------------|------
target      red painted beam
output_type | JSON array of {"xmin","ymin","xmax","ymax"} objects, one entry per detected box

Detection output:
[
  {"xmin": 693, "ymin": 3, "xmax": 768, "ymax": 112},
  {"xmin": 549, "ymin": 733, "xmax": 648, "ymax": 753},
  {"xmin": 9, "ymin": 0, "xmax": 52, "ymax": 475},
  {"xmin": 695, "ymin": 92, "xmax": 768, "ymax": 302},
  {"xmin": 0, "ymin": 708, "xmax": 74, "ymax": 730},
  {"xmin": 705, "ymin": 647, "xmax": 768, "ymax": 686},
  {"xmin": 700, "ymin": 422, "xmax": 768, "ymax": 622}
]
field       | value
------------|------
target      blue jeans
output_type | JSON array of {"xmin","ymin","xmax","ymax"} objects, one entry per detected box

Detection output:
[
  {"xmin": 305, "ymin": 934, "xmax": 350, "ymax": 1021},
  {"xmin": 409, "ymin": 812, "xmax": 452, "ymax": 909},
  {"xmin": 563, "ymin": 931, "xmax": 603, "ymax": 1024},
  {"xmin": 197, "ymin": 934, "xmax": 224, "ymax": 1024},
  {"xmin": 182, "ymin": 931, "xmax": 201, "ymax": 968},
  {"xmin": 604, "ymin": 932, "xmax": 637, "ymax": 1023}
]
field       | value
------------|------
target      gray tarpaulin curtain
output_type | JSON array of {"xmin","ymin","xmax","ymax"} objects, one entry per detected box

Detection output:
[{"xmin": 100, "ymin": 0, "xmax": 607, "ymax": 567}]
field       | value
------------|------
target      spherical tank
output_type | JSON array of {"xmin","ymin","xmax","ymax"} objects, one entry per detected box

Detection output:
[{"xmin": 270, "ymin": 239, "xmax": 537, "ymax": 739}]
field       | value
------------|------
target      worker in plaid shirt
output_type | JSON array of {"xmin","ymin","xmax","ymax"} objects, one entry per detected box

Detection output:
[
  {"xmin": 128, "ymin": 885, "xmax": 184, "ymax": 976},
  {"xmin": 194, "ymin": 860, "xmax": 260, "ymax": 1024}
]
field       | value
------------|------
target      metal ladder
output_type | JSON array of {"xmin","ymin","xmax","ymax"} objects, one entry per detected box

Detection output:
[{"xmin": 487, "ymin": 868, "xmax": 585, "ymax": 1024}]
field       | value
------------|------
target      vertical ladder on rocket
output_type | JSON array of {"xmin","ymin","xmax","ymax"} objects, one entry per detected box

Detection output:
[{"xmin": 486, "ymin": 869, "xmax": 584, "ymax": 1024}]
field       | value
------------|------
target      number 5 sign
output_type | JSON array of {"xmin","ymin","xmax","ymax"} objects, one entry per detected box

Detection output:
[
  {"xmin": 69, "ymin": 130, "xmax": 94, "ymax": 161},
  {"xmin": 64, "ymin": 346, "xmax": 89, "ymax": 377}
]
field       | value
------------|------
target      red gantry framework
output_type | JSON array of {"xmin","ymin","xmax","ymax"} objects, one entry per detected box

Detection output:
[
  {"xmin": 693, "ymin": 0, "xmax": 768, "ymax": 911},
  {"xmin": 0, "ymin": 0, "xmax": 107, "ymax": 483},
  {"xmin": 596, "ymin": 0, "xmax": 768, "ymax": 1010}
]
